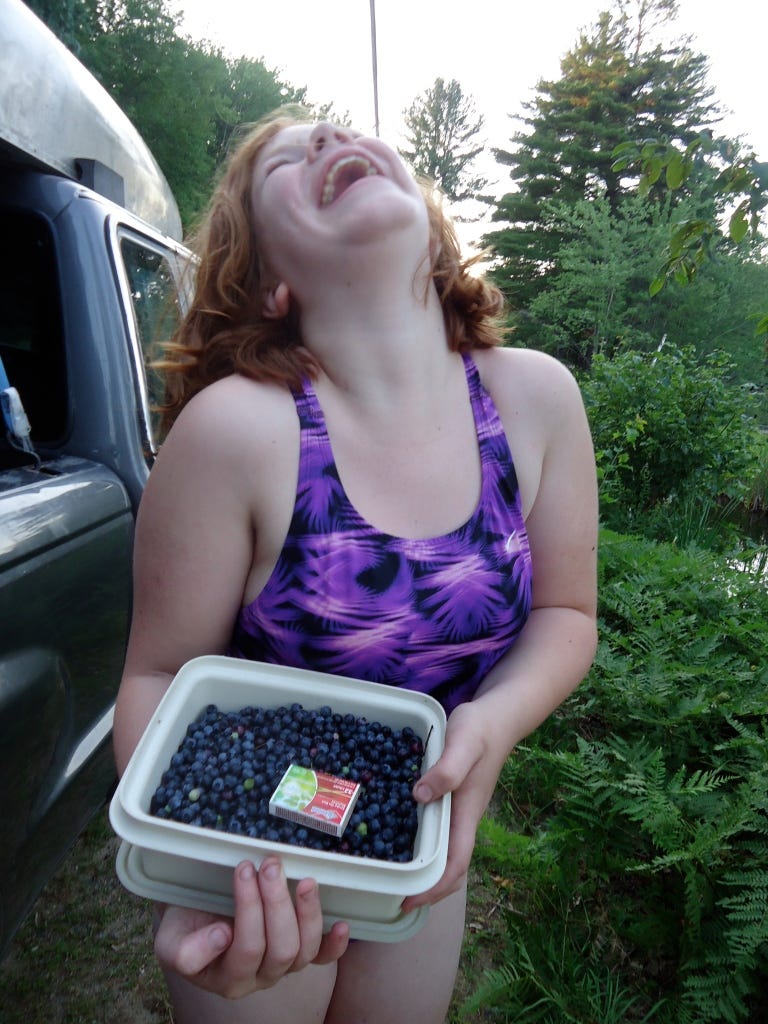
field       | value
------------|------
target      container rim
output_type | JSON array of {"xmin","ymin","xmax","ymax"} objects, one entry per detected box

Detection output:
[{"xmin": 111, "ymin": 656, "xmax": 451, "ymax": 896}]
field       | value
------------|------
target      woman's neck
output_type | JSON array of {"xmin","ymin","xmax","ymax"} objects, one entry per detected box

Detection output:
[{"xmin": 300, "ymin": 274, "xmax": 451, "ymax": 397}]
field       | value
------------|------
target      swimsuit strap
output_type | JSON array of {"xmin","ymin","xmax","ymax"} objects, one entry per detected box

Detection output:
[{"xmin": 292, "ymin": 352, "xmax": 508, "ymax": 511}]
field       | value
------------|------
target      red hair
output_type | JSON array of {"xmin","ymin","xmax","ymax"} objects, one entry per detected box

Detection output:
[{"xmin": 157, "ymin": 109, "xmax": 506, "ymax": 433}]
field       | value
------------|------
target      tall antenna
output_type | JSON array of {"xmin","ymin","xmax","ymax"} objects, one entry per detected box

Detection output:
[{"xmin": 369, "ymin": 0, "xmax": 380, "ymax": 136}]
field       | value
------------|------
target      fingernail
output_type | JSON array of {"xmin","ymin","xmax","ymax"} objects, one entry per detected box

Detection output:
[
  {"xmin": 239, "ymin": 861, "xmax": 256, "ymax": 881},
  {"xmin": 262, "ymin": 858, "xmax": 281, "ymax": 882},
  {"xmin": 414, "ymin": 783, "xmax": 433, "ymax": 802},
  {"xmin": 209, "ymin": 925, "xmax": 229, "ymax": 952}
]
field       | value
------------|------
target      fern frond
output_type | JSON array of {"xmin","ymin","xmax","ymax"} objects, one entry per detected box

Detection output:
[
  {"xmin": 681, "ymin": 961, "xmax": 758, "ymax": 1024},
  {"xmin": 458, "ymin": 961, "xmax": 521, "ymax": 1017}
]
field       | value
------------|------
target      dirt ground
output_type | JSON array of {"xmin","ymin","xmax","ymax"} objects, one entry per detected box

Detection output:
[
  {"xmin": 0, "ymin": 807, "xmax": 500, "ymax": 1024},
  {"xmin": 0, "ymin": 809, "xmax": 171, "ymax": 1024}
]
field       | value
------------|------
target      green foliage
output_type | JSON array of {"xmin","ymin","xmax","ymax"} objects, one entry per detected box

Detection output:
[
  {"xmin": 485, "ymin": 2, "xmax": 719, "ymax": 317},
  {"xmin": 612, "ymin": 133, "xmax": 768, "ymax": 294},
  {"xmin": 461, "ymin": 530, "xmax": 768, "ymax": 1023},
  {"xmin": 580, "ymin": 344, "xmax": 761, "ymax": 536},
  {"xmin": 461, "ymin": 929, "xmax": 665, "ymax": 1023},
  {"xmin": 399, "ymin": 78, "xmax": 487, "ymax": 209},
  {"xmin": 26, "ymin": 0, "xmax": 318, "ymax": 229},
  {"xmin": 508, "ymin": 189, "xmax": 768, "ymax": 383},
  {"xmin": 523, "ymin": 195, "xmax": 670, "ymax": 364}
]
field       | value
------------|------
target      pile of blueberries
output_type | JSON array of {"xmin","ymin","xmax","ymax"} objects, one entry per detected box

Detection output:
[{"xmin": 150, "ymin": 701, "xmax": 427, "ymax": 863}]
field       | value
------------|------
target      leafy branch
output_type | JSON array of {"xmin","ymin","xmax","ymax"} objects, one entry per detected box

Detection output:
[{"xmin": 612, "ymin": 134, "xmax": 768, "ymax": 334}]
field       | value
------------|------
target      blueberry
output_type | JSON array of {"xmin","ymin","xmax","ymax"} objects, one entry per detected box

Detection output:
[{"xmin": 150, "ymin": 698, "xmax": 426, "ymax": 863}]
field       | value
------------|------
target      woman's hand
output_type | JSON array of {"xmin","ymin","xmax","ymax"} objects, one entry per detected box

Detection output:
[
  {"xmin": 401, "ymin": 701, "xmax": 508, "ymax": 914},
  {"xmin": 154, "ymin": 857, "xmax": 349, "ymax": 999}
]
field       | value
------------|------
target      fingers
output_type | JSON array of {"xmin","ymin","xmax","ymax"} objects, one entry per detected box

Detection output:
[
  {"xmin": 156, "ymin": 859, "xmax": 348, "ymax": 999},
  {"xmin": 291, "ymin": 877, "xmax": 326, "ymax": 969},
  {"xmin": 228, "ymin": 857, "xmax": 323, "ymax": 987},
  {"xmin": 313, "ymin": 920, "xmax": 351, "ymax": 964},
  {"xmin": 405, "ymin": 706, "xmax": 507, "ymax": 914},
  {"xmin": 401, "ymin": 828, "xmax": 475, "ymax": 912},
  {"xmin": 220, "ymin": 859, "xmax": 271, "ymax": 987},
  {"xmin": 413, "ymin": 706, "xmax": 485, "ymax": 805},
  {"xmin": 402, "ymin": 781, "xmax": 478, "ymax": 913},
  {"xmin": 413, "ymin": 751, "xmax": 474, "ymax": 804},
  {"xmin": 292, "ymin": 879, "xmax": 350, "ymax": 968},
  {"xmin": 255, "ymin": 859, "xmax": 306, "ymax": 979}
]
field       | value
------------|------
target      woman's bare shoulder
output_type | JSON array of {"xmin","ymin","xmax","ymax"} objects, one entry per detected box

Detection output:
[
  {"xmin": 475, "ymin": 344, "xmax": 578, "ymax": 386},
  {"xmin": 160, "ymin": 374, "xmax": 298, "ymax": 465},
  {"xmin": 473, "ymin": 345, "xmax": 585, "ymax": 423},
  {"xmin": 178, "ymin": 374, "xmax": 295, "ymax": 431}
]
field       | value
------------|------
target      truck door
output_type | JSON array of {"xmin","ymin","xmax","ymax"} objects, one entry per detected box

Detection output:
[{"xmin": 0, "ymin": 206, "xmax": 133, "ymax": 950}]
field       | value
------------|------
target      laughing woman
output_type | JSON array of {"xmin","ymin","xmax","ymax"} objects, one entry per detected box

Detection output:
[{"xmin": 113, "ymin": 110, "xmax": 598, "ymax": 1024}]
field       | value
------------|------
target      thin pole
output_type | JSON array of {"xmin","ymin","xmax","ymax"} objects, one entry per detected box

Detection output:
[{"xmin": 369, "ymin": 0, "xmax": 380, "ymax": 136}]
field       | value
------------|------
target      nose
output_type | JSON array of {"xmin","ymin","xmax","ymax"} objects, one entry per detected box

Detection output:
[{"xmin": 307, "ymin": 122, "xmax": 355, "ymax": 162}]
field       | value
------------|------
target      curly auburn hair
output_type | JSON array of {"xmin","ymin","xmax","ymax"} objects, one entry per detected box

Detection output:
[{"xmin": 156, "ymin": 108, "xmax": 506, "ymax": 433}]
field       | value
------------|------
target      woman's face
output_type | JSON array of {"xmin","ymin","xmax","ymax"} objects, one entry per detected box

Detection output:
[{"xmin": 250, "ymin": 122, "xmax": 430, "ymax": 295}]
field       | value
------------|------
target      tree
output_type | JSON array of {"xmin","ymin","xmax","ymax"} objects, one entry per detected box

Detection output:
[
  {"xmin": 521, "ymin": 191, "xmax": 768, "ymax": 375},
  {"xmin": 399, "ymin": 77, "xmax": 487, "ymax": 208},
  {"xmin": 207, "ymin": 55, "xmax": 309, "ymax": 172},
  {"xmin": 24, "ymin": 0, "xmax": 311, "ymax": 228},
  {"xmin": 79, "ymin": 0, "xmax": 224, "ymax": 221},
  {"xmin": 612, "ymin": 133, "xmax": 768, "ymax": 299},
  {"xmin": 23, "ymin": 0, "xmax": 101, "ymax": 54},
  {"xmin": 485, "ymin": 0, "xmax": 719, "ymax": 322},
  {"xmin": 523, "ymin": 194, "xmax": 678, "ymax": 363}
]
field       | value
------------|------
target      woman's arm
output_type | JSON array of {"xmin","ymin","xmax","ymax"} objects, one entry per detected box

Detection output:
[
  {"xmin": 114, "ymin": 383, "xmax": 256, "ymax": 773},
  {"xmin": 113, "ymin": 378, "xmax": 349, "ymax": 994},
  {"xmin": 404, "ymin": 350, "xmax": 599, "ymax": 911}
]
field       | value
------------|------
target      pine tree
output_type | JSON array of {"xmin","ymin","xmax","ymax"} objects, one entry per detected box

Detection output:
[
  {"xmin": 399, "ymin": 77, "xmax": 487, "ymax": 207},
  {"xmin": 485, "ymin": 1, "xmax": 719, "ymax": 320}
]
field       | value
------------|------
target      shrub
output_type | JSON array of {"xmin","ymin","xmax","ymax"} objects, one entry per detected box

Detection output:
[
  {"xmin": 462, "ymin": 530, "xmax": 768, "ymax": 1024},
  {"xmin": 581, "ymin": 345, "xmax": 760, "ymax": 539}
]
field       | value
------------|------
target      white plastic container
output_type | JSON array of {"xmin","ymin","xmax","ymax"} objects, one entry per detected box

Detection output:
[{"xmin": 110, "ymin": 656, "xmax": 450, "ymax": 942}]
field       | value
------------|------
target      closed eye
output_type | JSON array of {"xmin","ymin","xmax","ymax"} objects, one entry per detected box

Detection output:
[
  {"xmin": 264, "ymin": 145, "xmax": 308, "ymax": 175},
  {"xmin": 265, "ymin": 160, "xmax": 288, "ymax": 175}
]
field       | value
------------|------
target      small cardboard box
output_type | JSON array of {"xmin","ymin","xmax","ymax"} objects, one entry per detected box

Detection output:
[{"xmin": 269, "ymin": 764, "xmax": 361, "ymax": 837}]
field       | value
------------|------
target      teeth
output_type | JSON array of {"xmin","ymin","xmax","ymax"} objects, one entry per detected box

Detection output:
[{"xmin": 321, "ymin": 155, "xmax": 378, "ymax": 206}]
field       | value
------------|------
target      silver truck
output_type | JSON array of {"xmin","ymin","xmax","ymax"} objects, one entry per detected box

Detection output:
[{"xmin": 0, "ymin": 0, "xmax": 193, "ymax": 956}]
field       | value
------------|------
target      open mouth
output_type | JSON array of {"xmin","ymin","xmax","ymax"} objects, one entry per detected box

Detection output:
[{"xmin": 321, "ymin": 155, "xmax": 379, "ymax": 207}]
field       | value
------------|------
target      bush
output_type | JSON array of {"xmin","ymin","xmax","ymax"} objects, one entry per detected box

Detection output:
[
  {"xmin": 460, "ymin": 531, "xmax": 768, "ymax": 1024},
  {"xmin": 581, "ymin": 345, "xmax": 760, "ymax": 539}
]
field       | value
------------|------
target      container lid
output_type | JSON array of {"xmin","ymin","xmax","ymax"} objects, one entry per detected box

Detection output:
[{"xmin": 116, "ymin": 841, "xmax": 431, "ymax": 943}]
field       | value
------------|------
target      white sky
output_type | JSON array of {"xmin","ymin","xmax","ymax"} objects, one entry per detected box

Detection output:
[
  {"xmin": 172, "ymin": 1, "xmax": 765, "ymax": 158},
  {"xmin": 171, "ymin": 0, "xmax": 766, "ymax": 244}
]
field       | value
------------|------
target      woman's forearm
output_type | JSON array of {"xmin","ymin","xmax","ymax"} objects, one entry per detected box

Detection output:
[
  {"xmin": 113, "ymin": 670, "xmax": 174, "ymax": 776},
  {"xmin": 472, "ymin": 605, "xmax": 598, "ymax": 755}
]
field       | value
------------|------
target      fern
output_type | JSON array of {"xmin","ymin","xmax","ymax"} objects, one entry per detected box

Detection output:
[
  {"xmin": 461, "ymin": 529, "xmax": 768, "ymax": 1024},
  {"xmin": 458, "ymin": 933, "xmax": 667, "ymax": 1023}
]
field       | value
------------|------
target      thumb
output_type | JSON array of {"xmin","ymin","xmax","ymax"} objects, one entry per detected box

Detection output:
[
  {"xmin": 412, "ymin": 723, "xmax": 482, "ymax": 805},
  {"xmin": 155, "ymin": 907, "xmax": 232, "ymax": 977},
  {"xmin": 176, "ymin": 923, "xmax": 232, "ymax": 977}
]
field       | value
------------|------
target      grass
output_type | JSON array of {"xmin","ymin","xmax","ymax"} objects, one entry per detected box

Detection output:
[{"xmin": 0, "ymin": 809, "xmax": 171, "ymax": 1023}]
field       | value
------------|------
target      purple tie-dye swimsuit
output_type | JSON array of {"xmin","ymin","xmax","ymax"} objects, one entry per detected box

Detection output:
[{"xmin": 230, "ymin": 353, "xmax": 533, "ymax": 715}]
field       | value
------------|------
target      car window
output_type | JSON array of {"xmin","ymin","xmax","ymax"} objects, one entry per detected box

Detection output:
[
  {"xmin": 119, "ymin": 233, "xmax": 185, "ymax": 451},
  {"xmin": 120, "ymin": 237, "xmax": 186, "ymax": 450},
  {"xmin": 0, "ymin": 208, "xmax": 67, "ymax": 461}
]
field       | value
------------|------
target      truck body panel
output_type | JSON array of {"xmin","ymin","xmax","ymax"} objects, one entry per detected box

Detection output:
[
  {"xmin": 0, "ymin": 0, "xmax": 195, "ymax": 956},
  {"xmin": 0, "ymin": 0, "xmax": 183, "ymax": 239},
  {"xmin": 0, "ymin": 458, "xmax": 133, "ymax": 947}
]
